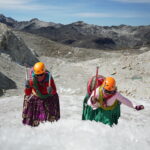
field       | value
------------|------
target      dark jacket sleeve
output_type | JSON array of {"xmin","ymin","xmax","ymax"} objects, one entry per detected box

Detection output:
[{"xmin": 24, "ymin": 80, "xmax": 33, "ymax": 95}]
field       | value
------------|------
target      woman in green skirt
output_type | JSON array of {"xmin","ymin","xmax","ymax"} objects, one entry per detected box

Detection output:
[{"xmin": 82, "ymin": 76, "xmax": 144, "ymax": 126}]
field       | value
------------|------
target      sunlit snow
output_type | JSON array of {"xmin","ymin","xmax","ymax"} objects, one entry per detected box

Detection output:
[{"xmin": 0, "ymin": 94, "xmax": 149, "ymax": 150}]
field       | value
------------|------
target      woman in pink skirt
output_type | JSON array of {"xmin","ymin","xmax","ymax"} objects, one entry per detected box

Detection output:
[{"xmin": 22, "ymin": 62, "xmax": 60, "ymax": 127}]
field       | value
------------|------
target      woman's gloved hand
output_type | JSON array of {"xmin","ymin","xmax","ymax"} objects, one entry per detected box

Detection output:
[
  {"xmin": 47, "ymin": 86, "xmax": 52, "ymax": 95},
  {"xmin": 91, "ymin": 96, "xmax": 98, "ymax": 104},
  {"xmin": 25, "ymin": 80, "xmax": 30, "ymax": 88},
  {"xmin": 135, "ymin": 105, "xmax": 144, "ymax": 111}
]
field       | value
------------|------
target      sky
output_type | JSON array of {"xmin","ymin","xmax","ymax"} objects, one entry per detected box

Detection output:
[{"xmin": 0, "ymin": 0, "xmax": 150, "ymax": 26}]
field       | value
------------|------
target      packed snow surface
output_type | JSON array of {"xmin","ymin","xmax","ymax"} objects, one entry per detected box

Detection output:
[{"xmin": 0, "ymin": 94, "xmax": 149, "ymax": 150}]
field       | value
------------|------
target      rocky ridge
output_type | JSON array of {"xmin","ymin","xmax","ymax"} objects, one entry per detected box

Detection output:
[{"xmin": 0, "ymin": 14, "xmax": 150, "ymax": 50}]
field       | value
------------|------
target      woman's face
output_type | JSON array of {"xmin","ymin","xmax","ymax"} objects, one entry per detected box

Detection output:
[
  {"xmin": 36, "ymin": 73, "xmax": 45, "ymax": 82},
  {"xmin": 102, "ymin": 88, "xmax": 116, "ymax": 97}
]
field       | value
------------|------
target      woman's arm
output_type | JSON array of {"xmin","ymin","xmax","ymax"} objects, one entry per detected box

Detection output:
[
  {"xmin": 107, "ymin": 92, "xmax": 134, "ymax": 108},
  {"xmin": 107, "ymin": 92, "xmax": 144, "ymax": 110},
  {"xmin": 24, "ymin": 79, "xmax": 33, "ymax": 95}
]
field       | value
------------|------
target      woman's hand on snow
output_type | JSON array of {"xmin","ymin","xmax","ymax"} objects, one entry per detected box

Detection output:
[{"xmin": 135, "ymin": 105, "xmax": 144, "ymax": 111}]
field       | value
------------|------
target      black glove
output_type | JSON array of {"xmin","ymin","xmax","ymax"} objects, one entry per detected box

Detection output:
[
  {"xmin": 135, "ymin": 105, "xmax": 144, "ymax": 111},
  {"xmin": 25, "ymin": 80, "xmax": 30, "ymax": 88},
  {"xmin": 47, "ymin": 86, "xmax": 52, "ymax": 95},
  {"xmin": 91, "ymin": 96, "xmax": 98, "ymax": 104}
]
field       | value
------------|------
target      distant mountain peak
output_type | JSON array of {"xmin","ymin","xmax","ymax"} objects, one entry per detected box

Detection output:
[
  {"xmin": 0, "ymin": 14, "xmax": 16, "ymax": 21},
  {"xmin": 0, "ymin": 14, "xmax": 5, "ymax": 18},
  {"xmin": 30, "ymin": 18, "xmax": 39, "ymax": 22},
  {"xmin": 0, "ymin": 14, "xmax": 17, "ymax": 27},
  {"xmin": 71, "ymin": 21, "xmax": 87, "ymax": 26}
]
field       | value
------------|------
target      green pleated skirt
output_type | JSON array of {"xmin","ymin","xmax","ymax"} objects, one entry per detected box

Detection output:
[{"xmin": 82, "ymin": 93, "xmax": 121, "ymax": 126}]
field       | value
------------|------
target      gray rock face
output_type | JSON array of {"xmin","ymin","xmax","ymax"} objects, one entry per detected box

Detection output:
[
  {"xmin": 0, "ymin": 72, "xmax": 16, "ymax": 90},
  {"xmin": 0, "ymin": 71, "xmax": 17, "ymax": 96},
  {"xmin": 0, "ymin": 23, "xmax": 39, "ymax": 66}
]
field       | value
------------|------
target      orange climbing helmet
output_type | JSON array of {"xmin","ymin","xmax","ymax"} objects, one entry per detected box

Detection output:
[
  {"xmin": 103, "ymin": 77, "xmax": 116, "ymax": 91},
  {"xmin": 33, "ymin": 62, "xmax": 46, "ymax": 75}
]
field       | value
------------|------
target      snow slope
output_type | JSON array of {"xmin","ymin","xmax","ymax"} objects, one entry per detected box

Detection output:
[{"xmin": 0, "ymin": 94, "xmax": 149, "ymax": 150}]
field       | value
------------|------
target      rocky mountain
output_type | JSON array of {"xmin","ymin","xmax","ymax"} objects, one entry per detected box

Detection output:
[
  {"xmin": 0, "ymin": 23, "xmax": 39, "ymax": 95},
  {"xmin": 0, "ymin": 14, "xmax": 62, "ymax": 30},
  {"xmin": 0, "ymin": 23, "xmax": 38, "ymax": 66},
  {"xmin": 0, "ymin": 14, "xmax": 150, "ymax": 50},
  {"xmin": 24, "ymin": 22, "xmax": 150, "ymax": 50},
  {"xmin": 0, "ymin": 14, "xmax": 17, "ymax": 28},
  {"xmin": 0, "ymin": 72, "xmax": 16, "ymax": 95},
  {"xmin": 14, "ymin": 30, "xmax": 115, "ymax": 60}
]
